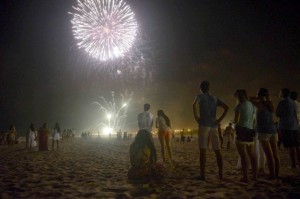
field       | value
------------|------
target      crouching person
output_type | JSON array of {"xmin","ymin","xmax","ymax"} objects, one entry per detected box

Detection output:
[{"xmin": 128, "ymin": 129, "xmax": 164, "ymax": 182}]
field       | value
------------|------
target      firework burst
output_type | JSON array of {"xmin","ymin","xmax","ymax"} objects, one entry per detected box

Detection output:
[
  {"xmin": 70, "ymin": 0, "xmax": 138, "ymax": 61},
  {"xmin": 91, "ymin": 91, "xmax": 133, "ymax": 134}
]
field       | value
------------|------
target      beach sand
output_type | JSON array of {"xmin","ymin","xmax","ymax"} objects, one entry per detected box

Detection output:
[{"xmin": 1, "ymin": 137, "xmax": 300, "ymax": 199}]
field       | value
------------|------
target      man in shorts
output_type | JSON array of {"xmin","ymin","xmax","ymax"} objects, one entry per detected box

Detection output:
[
  {"xmin": 192, "ymin": 81, "xmax": 229, "ymax": 180},
  {"xmin": 277, "ymin": 89, "xmax": 300, "ymax": 168}
]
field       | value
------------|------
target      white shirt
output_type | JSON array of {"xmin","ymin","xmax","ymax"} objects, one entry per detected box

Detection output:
[{"xmin": 137, "ymin": 111, "xmax": 154, "ymax": 133}]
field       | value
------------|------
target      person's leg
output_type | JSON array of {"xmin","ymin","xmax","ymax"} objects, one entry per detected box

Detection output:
[
  {"xmin": 289, "ymin": 147, "xmax": 297, "ymax": 168},
  {"xmin": 29, "ymin": 139, "xmax": 32, "ymax": 149},
  {"xmin": 260, "ymin": 140, "xmax": 275, "ymax": 178},
  {"xmin": 247, "ymin": 143, "xmax": 257, "ymax": 180},
  {"xmin": 219, "ymin": 136, "xmax": 223, "ymax": 148},
  {"xmin": 200, "ymin": 148, "xmax": 206, "ymax": 180},
  {"xmin": 282, "ymin": 130, "xmax": 296, "ymax": 168},
  {"xmin": 158, "ymin": 131, "xmax": 166, "ymax": 162},
  {"xmin": 236, "ymin": 142, "xmax": 248, "ymax": 182},
  {"xmin": 258, "ymin": 140, "xmax": 266, "ymax": 173},
  {"xmin": 165, "ymin": 130, "xmax": 173, "ymax": 162},
  {"xmin": 227, "ymin": 136, "xmax": 231, "ymax": 149},
  {"xmin": 214, "ymin": 150, "xmax": 223, "ymax": 180},
  {"xmin": 207, "ymin": 136, "xmax": 211, "ymax": 149},
  {"xmin": 270, "ymin": 134, "xmax": 280, "ymax": 178},
  {"xmin": 294, "ymin": 130, "xmax": 300, "ymax": 166},
  {"xmin": 198, "ymin": 126, "xmax": 209, "ymax": 180},
  {"xmin": 52, "ymin": 140, "xmax": 54, "ymax": 150},
  {"xmin": 210, "ymin": 127, "xmax": 223, "ymax": 180},
  {"xmin": 57, "ymin": 140, "xmax": 59, "ymax": 149}
]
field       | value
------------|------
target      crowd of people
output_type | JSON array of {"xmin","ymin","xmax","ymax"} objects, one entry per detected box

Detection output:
[
  {"xmin": 0, "ymin": 122, "xmax": 75, "ymax": 152},
  {"xmin": 128, "ymin": 80, "xmax": 300, "ymax": 184},
  {"xmin": 1, "ymin": 80, "xmax": 299, "ymax": 185}
]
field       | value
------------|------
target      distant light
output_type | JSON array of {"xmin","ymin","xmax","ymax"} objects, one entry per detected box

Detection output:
[
  {"xmin": 102, "ymin": 127, "xmax": 113, "ymax": 135},
  {"xmin": 107, "ymin": 113, "xmax": 112, "ymax": 119},
  {"xmin": 117, "ymin": 70, "xmax": 122, "ymax": 75},
  {"xmin": 122, "ymin": 103, "xmax": 127, "ymax": 107}
]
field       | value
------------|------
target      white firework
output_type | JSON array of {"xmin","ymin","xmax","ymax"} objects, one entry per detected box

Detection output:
[
  {"xmin": 91, "ymin": 91, "xmax": 133, "ymax": 134},
  {"xmin": 70, "ymin": 0, "xmax": 138, "ymax": 61}
]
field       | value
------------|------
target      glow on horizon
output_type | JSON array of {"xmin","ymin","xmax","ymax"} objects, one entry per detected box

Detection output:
[
  {"xmin": 70, "ymin": 0, "xmax": 138, "ymax": 61},
  {"xmin": 102, "ymin": 127, "xmax": 113, "ymax": 135}
]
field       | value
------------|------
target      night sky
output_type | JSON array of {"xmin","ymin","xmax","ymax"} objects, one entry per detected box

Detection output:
[{"xmin": 1, "ymin": 0, "xmax": 300, "ymax": 134}]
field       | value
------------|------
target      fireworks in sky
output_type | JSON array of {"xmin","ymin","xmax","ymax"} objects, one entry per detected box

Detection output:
[
  {"xmin": 70, "ymin": 0, "xmax": 138, "ymax": 61},
  {"xmin": 92, "ymin": 91, "xmax": 133, "ymax": 134}
]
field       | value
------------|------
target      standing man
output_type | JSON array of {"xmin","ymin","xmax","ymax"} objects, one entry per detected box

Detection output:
[
  {"xmin": 276, "ymin": 88, "xmax": 300, "ymax": 168},
  {"xmin": 192, "ymin": 80, "xmax": 229, "ymax": 180},
  {"xmin": 137, "ymin": 103, "xmax": 154, "ymax": 134}
]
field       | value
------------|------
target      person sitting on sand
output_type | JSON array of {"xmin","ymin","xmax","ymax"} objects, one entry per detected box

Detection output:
[
  {"xmin": 156, "ymin": 110, "xmax": 173, "ymax": 163},
  {"xmin": 128, "ymin": 129, "xmax": 163, "ymax": 181}
]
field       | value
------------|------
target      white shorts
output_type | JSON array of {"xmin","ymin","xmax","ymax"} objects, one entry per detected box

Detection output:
[
  {"xmin": 258, "ymin": 133, "xmax": 278, "ymax": 141},
  {"xmin": 198, "ymin": 125, "xmax": 220, "ymax": 150}
]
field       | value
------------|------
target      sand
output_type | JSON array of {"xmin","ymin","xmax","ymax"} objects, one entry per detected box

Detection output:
[{"xmin": 0, "ymin": 136, "xmax": 300, "ymax": 199}]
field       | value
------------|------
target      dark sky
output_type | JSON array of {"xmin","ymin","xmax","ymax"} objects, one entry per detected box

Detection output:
[{"xmin": 1, "ymin": 0, "xmax": 300, "ymax": 134}]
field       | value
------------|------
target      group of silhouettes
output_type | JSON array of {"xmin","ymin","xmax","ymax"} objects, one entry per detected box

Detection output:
[
  {"xmin": 128, "ymin": 80, "xmax": 300, "ymax": 184},
  {"xmin": 2, "ymin": 122, "xmax": 63, "ymax": 151},
  {"xmin": 25, "ymin": 122, "xmax": 62, "ymax": 151}
]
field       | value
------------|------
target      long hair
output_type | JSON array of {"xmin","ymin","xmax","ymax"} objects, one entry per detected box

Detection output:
[
  {"xmin": 157, "ymin": 110, "xmax": 171, "ymax": 127},
  {"xmin": 133, "ymin": 129, "xmax": 157, "ymax": 163},
  {"xmin": 258, "ymin": 88, "xmax": 273, "ymax": 112},
  {"xmin": 54, "ymin": 122, "xmax": 61, "ymax": 132},
  {"xmin": 29, "ymin": 123, "xmax": 35, "ymax": 132},
  {"xmin": 234, "ymin": 89, "xmax": 248, "ymax": 103}
]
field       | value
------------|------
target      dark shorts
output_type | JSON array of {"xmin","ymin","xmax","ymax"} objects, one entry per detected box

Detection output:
[
  {"xmin": 281, "ymin": 130, "xmax": 300, "ymax": 148},
  {"xmin": 235, "ymin": 126, "xmax": 256, "ymax": 142}
]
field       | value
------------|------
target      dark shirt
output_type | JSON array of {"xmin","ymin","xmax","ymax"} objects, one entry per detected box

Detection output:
[{"xmin": 276, "ymin": 97, "xmax": 298, "ymax": 131}]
